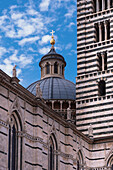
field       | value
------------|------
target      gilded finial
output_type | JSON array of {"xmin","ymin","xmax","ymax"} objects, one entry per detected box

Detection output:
[{"xmin": 50, "ymin": 30, "xmax": 55, "ymax": 46}]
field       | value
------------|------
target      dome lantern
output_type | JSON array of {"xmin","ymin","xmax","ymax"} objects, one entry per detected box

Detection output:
[{"xmin": 39, "ymin": 30, "xmax": 66, "ymax": 80}]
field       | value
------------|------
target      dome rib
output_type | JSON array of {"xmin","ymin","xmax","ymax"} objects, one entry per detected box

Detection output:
[{"xmin": 27, "ymin": 77, "xmax": 76, "ymax": 100}]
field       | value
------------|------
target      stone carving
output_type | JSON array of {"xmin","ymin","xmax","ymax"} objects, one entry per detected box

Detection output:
[
  {"xmin": 88, "ymin": 124, "xmax": 93, "ymax": 138},
  {"xmin": 13, "ymin": 65, "xmax": 17, "ymax": 77},
  {"xmin": 67, "ymin": 107, "xmax": 71, "ymax": 120},
  {"xmin": 36, "ymin": 83, "xmax": 42, "ymax": 98}
]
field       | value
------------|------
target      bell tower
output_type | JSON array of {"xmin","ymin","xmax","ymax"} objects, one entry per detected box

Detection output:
[{"xmin": 76, "ymin": 0, "xmax": 113, "ymax": 138}]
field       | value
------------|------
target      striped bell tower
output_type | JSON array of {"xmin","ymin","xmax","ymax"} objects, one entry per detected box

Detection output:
[{"xmin": 76, "ymin": 0, "xmax": 113, "ymax": 138}]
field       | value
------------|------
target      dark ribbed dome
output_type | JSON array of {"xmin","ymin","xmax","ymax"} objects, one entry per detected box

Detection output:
[
  {"xmin": 39, "ymin": 47, "xmax": 66, "ymax": 66},
  {"xmin": 27, "ymin": 77, "xmax": 76, "ymax": 100}
]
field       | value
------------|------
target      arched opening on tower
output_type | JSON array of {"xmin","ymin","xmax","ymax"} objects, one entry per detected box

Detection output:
[
  {"xmin": 110, "ymin": 0, "xmax": 113, "ymax": 8},
  {"xmin": 107, "ymin": 21, "xmax": 110, "ymax": 40},
  {"xmin": 99, "ymin": 0, "xmax": 102, "ymax": 11},
  {"xmin": 98, "ymin": 80, "xmax": 106, "ymax": 96},
  {"xmin": 54, "ymin": 62, "xmax": 58, "ymax": 74},
  {"xmin": 95, "ymin": 23, "xmax": 99, "ymax": 42},
  {"xmin": 46, "ymin": 62, "xmax": 50, "ymax": 74},
  {"xmin": 105, "ymin": 0, "xmax": 107, "ymax": 9},
  {"xmin": 101, "ymin": 22, "xmax": 105, "ymax": 41},
  {"xmin": 93, "ymin": 0, "xmax": 96, "ymax": 13},
  {"xmin": 98, "ymin": 53, "xmax": 102, "ymax": 71}
]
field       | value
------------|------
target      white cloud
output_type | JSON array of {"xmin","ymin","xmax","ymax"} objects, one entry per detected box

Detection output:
[
  {"xmin": 0, "ymin": 47, "xmax": 7, "ymax": 58},
  {"xmin": 0, "ymin": 6, "xmax": 51, "ymax": 40},
  {"xmin": 39, "ymin": 0, "xmax": 50, "ymax": 11},
  {"xmin": 39, "ymin": 47, "xmax": 50, "ymax": 55},
  {"xmin": 19, "ymin": 36, "xmax": 40, "ymax": 46},
  {"xmin": 67, "ymin": 22, "xmax": 75, "ymax": 28},
  {"xmin": 65, "ymin": 43, "xmax": 72, "ymax": 50},
  {"xmin": 39, "ymin": 35, "xmax": 51, "ymax": 45},
  {"xmin": 65, "ymin": 5, "xmax": 75, "ymax": 18}
]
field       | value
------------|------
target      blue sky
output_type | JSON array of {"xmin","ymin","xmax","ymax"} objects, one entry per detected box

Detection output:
[{"xmin": 0, "ymin": 0, "xmax": 77, "ymax": 87}]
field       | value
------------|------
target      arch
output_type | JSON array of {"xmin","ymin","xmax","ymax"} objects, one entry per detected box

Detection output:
[
  {"xmin": 8, "ymin": 110, "xmax": 23, "ymax": 170},
  {"xmin": 48, "ymin": 133, "xmax": 58, "ymax": 170},
  {"xmin": 9, "ymin": 97, "xmax": 24, "ymax": 130},
  {"xmin": 76, "ymin": 149, "xmax": 86, "ymax": 170},
  {"xmin": 46, "ymin": 62, "xmax": 50, "ymax": 74},
  {"xmin": 54, "ymin": 62, "xmax": 58, "ymax": 74}
]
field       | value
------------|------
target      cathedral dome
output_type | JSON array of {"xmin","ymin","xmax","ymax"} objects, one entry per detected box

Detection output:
[{"xmin": 27, "ymin": 77, "xmax": 76, "ymax": 100}]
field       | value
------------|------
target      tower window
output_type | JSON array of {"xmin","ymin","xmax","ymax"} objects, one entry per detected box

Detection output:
[
  {"xmin": 93, "ymin": 0, "xmax": 96, "ymax": 13},
  {"xmin": 105, "ymin": 0, "xmax": 107, "ymax": 9},
  {"xmin": 110, "ymin": 0, "xmax": 113, "ymax": 8},
  {"xmin": 46, "ymin": 63, "xmax": 50, "ymax": 74},
  {"xmin": 101, "ymin": 22, "xmax": 105, "ymax": 41},
  {"xmin": 107, "ymin": 21, "xmax": 110, "ymax": 40},
  {"xmin": 104, "ymin": 52, "xmax": 107, "ymax": 70},
  {"xmin": 95, "ymin": 23, "xmax": 99, "ymax": 42},
  {"xmin": 99, "ymin": 0, "xmax": 102, "ymax": 11},
  {"xmin": 97, "ymin": 52, "xmax": 107, "ymax": 71},
  {"xmin": 98, "ymin": 80, "xmax": 106, "ymax": 96},
  {"xmin": 98, "ymin": 53, "xmax": 102, "ymax": 71},
  {"xmin": 54, "ymin": 62, "xmax": 58, "ymax": 74}
]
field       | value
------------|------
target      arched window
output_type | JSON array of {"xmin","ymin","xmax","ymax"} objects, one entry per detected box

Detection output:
[
  {"xmin": 54, "ymin": 62, "xmax": 58, "ymax": 74},
  {"xmin": 49, "ymin": 134, "xmax": 58, "ymax": 170},
  {"xmin": 8, "ymin": 111, "xmax": 22, "ymax": 170},
  {"xmin": 46, "ymin": 63, "xmax": 50, "ymax": 74},
  {"xmin": 77, "ymin": 150, "xmax": 84, "ymax": 170},
  {"xmin": 98, "ymin": 80, "xmax": 106, "ymax": 96},
  {"xmin": 107, "ymin": 155, "xmax": 113, "ymax": 169}
]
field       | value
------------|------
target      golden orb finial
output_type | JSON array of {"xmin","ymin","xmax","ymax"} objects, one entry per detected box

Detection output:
[{"xmin": 50, "ymin": 30, "xmax": 55, "ymax": 46}]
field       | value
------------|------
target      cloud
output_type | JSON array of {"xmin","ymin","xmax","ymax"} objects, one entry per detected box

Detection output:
[
  {"xmin": 39, "ymin": 47, "xmax": 50, "ymax": 55},
  {"xmin": 65, "ymin": 5, "xmax": 75, "ymax": 18},
  {"xmin": 65, "ymin": 43, "xmax": 72, "ymax": 50},
  {"xmin": 19, "ymin": 36, "xmax": 40, "ymax": 46},
  {"xmin": 67, "ymin": 22, "xmax": 75, "ymax": 28},
  {"xmin": 8, "ymin": 50, "xmax": 33, "ymax": 67},
  {"xmin": 0, "ymin": 47, "xmax": 7, "ymax": 58},
  {"xmin": 39, "ymin": 35, "xmax": 51, "ymax": 45},
  {"xmin": 39, "ymin": 0, "xmax": 50, "ymax": 11},
  {"xmin": 0, "ymin": 6, "xmax": 52, "ymax": 40}
]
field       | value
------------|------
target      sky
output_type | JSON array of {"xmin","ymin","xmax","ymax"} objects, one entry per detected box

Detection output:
[{"xmin": 0, "ymin": 0, "xmax": 77, "ymax": 87}]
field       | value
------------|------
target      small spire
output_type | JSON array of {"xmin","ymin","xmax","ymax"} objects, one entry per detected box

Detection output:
[
  {"xmin": 12, "ymin": 65, "xmax": 17, "ymax": 77},
  {"xmin": 50, "ymin": 30, "xmax": 55, "ymax": 46}
]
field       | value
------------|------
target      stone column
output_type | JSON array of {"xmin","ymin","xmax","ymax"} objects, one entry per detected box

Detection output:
[
  {"xmin": 68, "ymin": 101, "xmax": 71, "ymax": 109},
  {"xmin": 96, "ymin": 0, "xmax": 99, "ymax": 12},
  {"xmin": 102, "ymin": 0, "xmax": 105, "ymax": 10},
  {"xmin": 60, "ymin": 101, "xmax": 63, "ymax": 110},
  {"xmin": 58, "ymin": 64, "xmax": 60, "ymax": 75},
  {"xmin": 101, "ymin": 53, "xmax": 105, "ymax": 71},
  {"xmin": 52, "ymin": 101, "xmax": 54, "ymax": 110},
  {"xmin": 107, "ymin": 0, "xmax": 110, "ymax": 9},
  {"xmin": 99, "ymin": 23, "xmax": 102, "ymax": 41},
  {"xmin": 105, "ymin": 21, "xmax": 108, "ymax": 40}
]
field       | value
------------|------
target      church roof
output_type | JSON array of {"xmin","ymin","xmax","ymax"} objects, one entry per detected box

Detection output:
[
  {"xmin": 27, "ymin": 77, "xmax": 76, "ymax": 100},
  {"xmin": 39, "ymin": 47, "xmax": 66, "ymax": 66}
]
